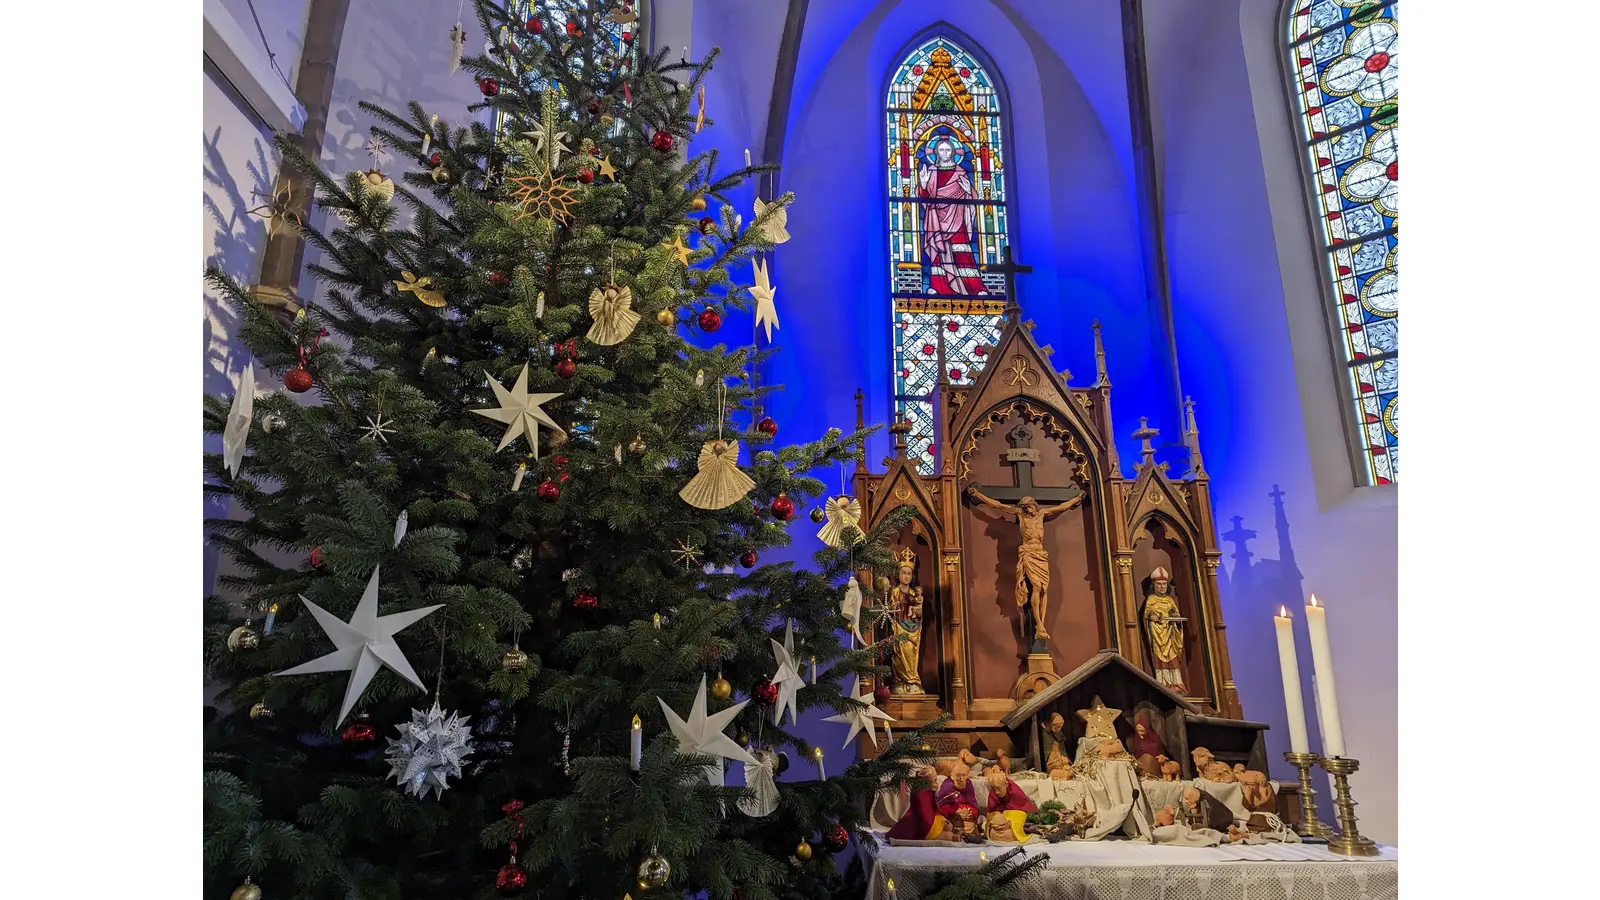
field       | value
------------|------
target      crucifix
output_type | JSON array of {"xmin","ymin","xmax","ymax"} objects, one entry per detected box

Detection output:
[
  {"xmin": 963, "ymin": 422, "xmax": 1088, "ymax": 653},
  {"xmin": 982, "ymin": 245, "xmax": 1033, "ymax": 324}
]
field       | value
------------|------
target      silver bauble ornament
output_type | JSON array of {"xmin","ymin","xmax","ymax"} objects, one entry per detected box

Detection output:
[{"xmin": 260, "ymin": 412, "xmax": 288, "ymax": 434}]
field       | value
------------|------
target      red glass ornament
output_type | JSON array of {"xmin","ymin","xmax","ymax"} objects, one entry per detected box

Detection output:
[
  {"xmin": 557, "ymin": 339, "xmax": 578, "ymax": 359},
  {"xmin": 565, "ymin": 20, "xmax": 582, "ymax": 37},
  {"xmin": 430, "ymin": 151, "xmax": 442, "ymax": 166},
  {"xmin": 822, "ymin": 821, "xmax": 850, "ymax": 853},
  {"xmin": 698, "ymin": 217, "xmax": 716, "ymax": 235},
  {"xmin": 651, "ymin": 131, "xmax": 675, "ymax": 153},
  {"xmin": 752, "ymin": 677, "xmax": 778, "ymax": 706},
  {"xmin": 697, "ymin": 308, "xmax": 722, "ymax": 332},
  {"xmin": 489, "ymin": 272, "xmax": 510, "ymax": 287},
  {"xmin": 525, "ymin": 17, "xmax": 543, "ymax": 34},
  {"xmin": 309, "ymin": 545, "xmax": 324, "ymax": 568},
  {"xmin": 573, "ymin": 591, "xmax": 599, "ymax": 610},
  {"xmin": 740, "ymin": 549, "xmax": 758, "ymax": 568},
  {"xmin": 284, "ymin": 366, "xmax": 314, "ymax": 393},
  {"xmin": 553, "ymin": 455, "xmax": 568, "ymax": 469},
  {"xmin": 495, "ymin": 862, "xmax": 528, "ymax": 896},
  {"xmin": 873, "ymin": 683, "xmax": 892, "ymax": 705},
  {"xmin": 577, "ymin": 168, "xmax": 594, "ymax": 184},
  {"xmin": 757, "ymin": 416, "xmax": 778, "ymax": 437},
  {"xmin": 590, "ymin": 146, "xmax": 603, "ymax": 158},
  {"xmin": 769, "ymin": 493, "xmax": 795, "ymax": 521},
  {"xmin": 341, "ymin": 717, "xmax": 377, "ymax": 747},
  {"xmin": 589, "ymin": 100, "xmax": 603, "ymax": 115},
  {"xmin": 537, "ymin": 480, "xmax": 561, "ymax": 501},
  {"xmin": 554, "ymin": 358, "xmax": 577, "ymax": 378},
  {"xmin": 478, "ymin": 77, "xmax": 500, "ymax": 97}
]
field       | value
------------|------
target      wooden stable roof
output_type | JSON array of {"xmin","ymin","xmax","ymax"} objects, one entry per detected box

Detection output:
[{"xmin": 1002, "ymin": 650, "xmax": 1198, "ymax": 729}]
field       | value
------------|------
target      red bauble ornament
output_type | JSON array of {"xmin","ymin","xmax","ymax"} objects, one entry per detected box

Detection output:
[
  {"xmin": 756, "ymin": 416, "xmax": 778, "ymax": 437},
  {"xmin": 284, "ymin": 366, "xmax": 314, "ymax": 393},
  {"xmin": 822, "ymin": 821, "xmax": 850, "ymax": 853},
  {"xmin": 495, "ymin": 862, "xmax": 528, "ymax": 896},
  {"xmin": 430, "ymin": 151, "xmax": 443, "ymax": 166},
  {"xmin": 577, "ymin": 168, "xmax": 594, "ymax": 184},
  {"xmin": 309, "ymin": 545, "xmax": 324, "ymax": 568},
  {"xmin": 740, "ymin": 549, "xmax": 759, "ymax": 568},
  {"xmin": 565, "ymin": 20, "xmax": 582, "ymax": 37},
  {"xmin": 525, "ymin": 17, "xmax": 543, "ymax": 34},
  {"xmin": 537, "ymin": 480, "xmax": 561, "ymax": 501},
  {"xmin": 874, "ymin": 683, "xmax": 892, "ymax": 705},
  {"xmin": 554, "ymin": 358, "xmax": 577, "ymax": 378},
  {"xmin": 589, "ymin": 100, "xmax": 603, "ymax": 115},
  {"xmin": 341, "ymin": 715, "xmax": 377, "ymax": 747},
  {"xmin": 651, "ymin": 131, "xmax": 675, "ymax": 153},
  {"xmin": 553, "ymin": 455, "xmax": 569, "ymax": 469},
  {"xmin": 752, "ymin": 677, "xmax": 778, "ymax": 706},
  {"xmin": 478, "ymin": 77, "xmax": 500, "ymax": 96},
  {"xmin": 489, "ymin": 272, "xmax": 510, "ymax": 287},
  {"xmin": 573, "ymin": 591, "xmax": 599, "ymax": 610},
  {"xmin": 769, "ymin": 493, "xmax": 795, "ymax": 521},
  {"xmin": 697, "ymin": 308, "xmax": 722, "ymax": 332}
]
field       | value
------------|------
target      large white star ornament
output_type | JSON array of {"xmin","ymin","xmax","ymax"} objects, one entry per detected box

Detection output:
[
  {"xmin": 770, "ymin": 620, "xmax": 806, "ymax": 727},
  {"xmin": 823, "ymin": 677, "xmax": 896, "ymax": 749},
  {"xmin": 471, "ymin": 363, "xmax": 563, "ymax": 456},
  {"xmin": 521, "ymin": 123, "xmax": 571, "ymax": 166},
  {"xmin": 274, "ymin": 565, "xmax": 444, "ymax": 724},
  {"xmin": 658, "ymin": 675, "xmax": 759, "ymax": 787},
  {"xmin": 750, "ymin": 258, "xmax": 780, "ymax": 342},
  {"xmin": 222, "ymin": 362, "xmax": 255, "ymax": 477}
]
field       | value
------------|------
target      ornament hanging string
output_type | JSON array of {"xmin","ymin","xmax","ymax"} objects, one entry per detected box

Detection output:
[{"xmin": 433, "ymin": 612, "xmax": 449, "ymax": 704}]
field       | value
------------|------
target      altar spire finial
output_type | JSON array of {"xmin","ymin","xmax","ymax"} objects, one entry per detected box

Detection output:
[
  {"xmin": 854, "ymin": 388, "xmax": 867, "ymax": 473},
  {"xmin": 1183, "ymin": 395, "xmax": 1205, "ymax": 477},
  {"xmin": 1132, "ymin": 416, "xmax": 1159, "ymax": 469},
  {"xmin": 1092, "ymin": 320, "xmax": 1111, "ymax": 388},
  {"xmin": 889, "ymin": 417, "xmax": 911, "ymax": 460}
]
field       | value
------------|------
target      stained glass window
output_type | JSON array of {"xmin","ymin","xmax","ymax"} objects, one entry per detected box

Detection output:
[
  {"xmin": 1286, "ymin": 1, "xmax": 1398, "ymax": 485},
  {"xmin": 886, "ymin": 36, "xmax": 1010, "ymax": 474}
]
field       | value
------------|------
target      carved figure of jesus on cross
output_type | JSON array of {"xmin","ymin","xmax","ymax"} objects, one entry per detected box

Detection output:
[{"xmin": 963, "ymin": 422, "xmax": 1088, "ymax": 651}]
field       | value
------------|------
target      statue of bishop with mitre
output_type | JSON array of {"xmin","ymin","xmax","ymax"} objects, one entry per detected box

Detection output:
[{"xmin": 1141, "ymin": 567, "xmax": 1188, "ymax": 694}]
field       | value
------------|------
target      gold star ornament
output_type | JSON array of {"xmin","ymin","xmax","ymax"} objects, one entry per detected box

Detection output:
[
  {"xmin": 596, "ymin": 154, "xmax": 617, "ymax": 181},
  {"xmin": 471, "ymin": 363, "xmax": 564, "ymax": 456},
  {"xmin": 1076, "ymin": 695, "xmax": 1121, "ymax": 739},
  {"xmin": 507, "ymin": 166, "xmax": 578, "ymax": 225},
  {"xmin": 661, "ymin": 230, "xmax": 693, "ymax": 267}
]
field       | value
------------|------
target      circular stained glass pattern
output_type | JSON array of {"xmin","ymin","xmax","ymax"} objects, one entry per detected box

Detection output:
[
  {"xmin": 1360, "ymin": 269, "xmax": 1397, "ymax": 318},
  {"xmin": 1382, "ymin": 396, "xmax": 1398, "ymax": 438}
]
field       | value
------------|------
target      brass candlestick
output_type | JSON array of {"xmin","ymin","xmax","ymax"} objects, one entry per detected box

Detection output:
[
  {"xmin": 1283, "ymin": 751, "xmax": 1334, "ymax": 839},
  {"xmin": 1319, "ymin": 756, "xmax": 1380, "ymax": 856}
]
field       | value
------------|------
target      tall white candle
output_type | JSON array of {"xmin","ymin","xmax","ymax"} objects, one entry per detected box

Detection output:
[
  {"xmin": 1304, "ymin": 595, "xmax": 1346, "ymax": 757},
  {"xmin": 630, "ymin": 715, "xmax": 643, "ymax": 771},
  {"xmin": 1272, "ymin": 607, "xmax": 1310, "ymax": 753},
  {"xmin": 814, "ymin": 747, "xmax": 826, "ymax": 780},
  {"xmin": 1311, "ymin": 672, "xmax": 1327, "ymax": 753}
]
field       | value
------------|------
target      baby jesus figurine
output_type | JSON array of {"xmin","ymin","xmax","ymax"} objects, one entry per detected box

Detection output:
[{"xmin": 983, "ymin": 764, "xmax": 1037, "ymax": 843}]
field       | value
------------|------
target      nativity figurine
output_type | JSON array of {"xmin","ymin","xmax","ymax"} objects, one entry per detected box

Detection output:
[
  {"xmin": 1040, "ymin": 712, "xmax": 1070, "ymax": 771},
  {"xmin": 1180, "ymin": 785, "xmax": 1235, "ymax": 833},
  {"xmin": 983, "ymin": 764, "xmax": 1037, "ymax": 842},
  {"xmin": 1125, "ymin": 711, "xmax": 1168, "ymax": 780},
  {"xmin": 1160, "ymin": 758, "xmax": 1182, "ymax": 781}
]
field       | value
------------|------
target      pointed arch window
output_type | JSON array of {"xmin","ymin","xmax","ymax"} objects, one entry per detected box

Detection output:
[
  {"xmin": 886, "ymin": 35, "xmax": 1011, "ymax": 474},
  {"xmin": 1286, "ymin": 1, "xmax": 1399, "ymax": 484}
]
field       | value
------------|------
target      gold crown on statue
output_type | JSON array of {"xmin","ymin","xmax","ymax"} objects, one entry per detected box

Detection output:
[{"xmin": 898, "ymin": 547, "xmax": 917, "ymax": 570}]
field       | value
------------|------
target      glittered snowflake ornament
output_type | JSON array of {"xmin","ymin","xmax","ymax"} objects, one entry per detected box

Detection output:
[{"xmin": 385, "ymin": 703, "xmax": 474, "ymax": 800}]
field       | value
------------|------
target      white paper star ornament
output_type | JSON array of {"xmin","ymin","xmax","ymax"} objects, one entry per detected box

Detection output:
[
  {"xmin": 658, "ymin": 675, "xmax": 758, "ymax": 786},
  {"xmin": 222, "ymin": 363, "xmax": 255, "ymax": 477},
  {"xmin": 770, "ymin": 621, "xmax": 806, "ymax": 726},
  {"xmin": 471, "ymin": 363, "xmax": 563, "ymax": 456},
  {"xmin": 750, "ymin": 258, "xmax": 779, "ymax": 342},
  {"xmin": 274, "ymin": 565, "xmax": 443, "ymax": 724},
  {"xmin": 823, "ymin": 677, "xmax": 896, "ymax": 749}
]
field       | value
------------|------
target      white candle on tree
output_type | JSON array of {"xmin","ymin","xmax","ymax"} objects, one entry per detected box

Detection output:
[
  {"xmin": 1272, "ymin": 607, "xmax": 1310, "ymax": 754},
  {"xmin": 813, "ymin": 746, "xmax": 826, "ymax": 780},
  {"xmin": 630, "ymin": 714, "xmax": 643, "ymax": 771},
  {"xmin": 1304, "ymin": 595, "xmax": 1346, "ymax": 757}
]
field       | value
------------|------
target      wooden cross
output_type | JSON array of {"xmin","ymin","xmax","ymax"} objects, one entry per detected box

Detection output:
[
  {"xmin": 982, "ymin": 245, "xmax": 1033, "ymax": 323},
  {"xmin": 973, "ymin": 422, "xmax": 1084, "ymax": 507}
]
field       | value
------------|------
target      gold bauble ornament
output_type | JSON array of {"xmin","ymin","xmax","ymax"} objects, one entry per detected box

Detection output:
[
  {"xmin": 656, "ymin": 308, "xmax": 676, "ymax": 327},
  {"xmin": 227, "ymin": 624, "xmax": 261, "ymax": 652},
  {"xmin": 629, "ymin": 435, "xmax": 647, "ymax": 455},
  {"xmin": 230, "ymin": 878, "xmax": 262, "ymax": 900},
  {"xmin": 795, "ymin": 841, "xmax": 813, "ymax": 861},
  {"xmin": 710, "ymin": 676, "xmax": 732, "ymax": 701},
  {"xmin": 502, "ymin": 645, "xmax": 530, "ymax": 672},
  {"xmin": 809, "ymin": 507, "xmax": 825, "ymax": 524},
  {"xmin": 637, "ymin": 852, "xmax": 671, "ymax": 890},
  {"xmin": 249, "ymin": 700, "xmax": 273, "ymax": 720},
  {"xmin": 736, "ymin": 730, "xmax": 751, "ymax": 748},
  {"xmin": 430, "ymin": 165, "xmax": 450, "ymax": 184},
  {"xmin": 875, "ymin": 576, "xmax": 892, "ymax": 595},
  {"xmin": 690, "ymin": 194, "xmax": 707, "ymax": 211}
]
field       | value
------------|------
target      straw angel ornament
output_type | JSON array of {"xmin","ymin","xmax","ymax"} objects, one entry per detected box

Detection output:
[
  {"xmin": 753, "ymin": 196, "xmax": 791, "ymax": 244},
  {"xmin": 586, "ymin": 284, "xmax": 640, "ymax": 345},
  {"xmin": 816, "ymin": 495, "xmax": 863, "ymax": 548},
  {"xmin": 679, "ymin": 384, "xmax": 756, "ymax": 510}
]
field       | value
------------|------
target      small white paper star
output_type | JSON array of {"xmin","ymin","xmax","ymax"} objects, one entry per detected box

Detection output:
[
  {"xmin": 751, "ymin": 257, "xmax": 779, "ymax": 342},
  {"xmin": 274, "ymin": 565, "xmax": 443, "ymax": 724},
  {"xmin": 222, "ymin": 362, "xmax": 254, "ymax": 477},
  {"xmin": 362, "ymin": 412, "xmax": 396, "ymax": 444},
  {"xmin": 521, "ymin": 122, "xmax": 571, "ymax": 166},
  {"xmin": 658, "ymin": 675, "xmax": 759, "ymax": 787},
  {"xmin": 823, "ymin": 677, "xmax": 895, "ymax": 749},
  {"xmin": 471, "ymin": 363, "xmax": 563, "ymax": 456},
  {"xmin": 770, "ymin": 620, "xmax": 806, "ymax": 726}
]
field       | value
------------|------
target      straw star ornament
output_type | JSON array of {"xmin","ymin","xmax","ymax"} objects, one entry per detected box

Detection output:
[{"xmin": 471, "ymin": 363, "xmax": 563, "ymax": 457}]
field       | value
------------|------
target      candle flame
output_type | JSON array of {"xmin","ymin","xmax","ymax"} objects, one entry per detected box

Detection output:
[
  {"xmin": 887, "ymin": 879, "xmax": 896, "ymax": 891},
  {"xmin": 1308, "ymin": 594, "xmax": 1321, "ymax": 608},
  {"xmin": 632, "ymin": 714, "xmax": 641, "ymax": 730},
  {"xmin": 813, "ymin": 747, "xmax": 823, "ymax": 759},
  {"xmin": 1277, "ymin": 605, "xmax": 1288, "ymax": 618},
  {"xmin": 979, "ymin": 850, "xmax": 988, "ymax": 863}
]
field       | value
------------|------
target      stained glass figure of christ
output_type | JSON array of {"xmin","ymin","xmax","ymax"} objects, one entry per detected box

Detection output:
[
  {"xmin": 886, "ymin": 37, "xmax": 1011, "ymax": 474},
  {"xmin": 1287, "ymin": 0, "xmax": 1399, "ymax": 484}
]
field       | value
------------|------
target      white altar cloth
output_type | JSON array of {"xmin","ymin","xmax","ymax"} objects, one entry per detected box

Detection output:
[{"xmin": 865, "ymin": 841, "xmax": 1398, "ymax": 900}]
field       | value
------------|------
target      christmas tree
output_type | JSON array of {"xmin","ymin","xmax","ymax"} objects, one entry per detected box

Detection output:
[{"xmin": 203, "ymin": 2, "xmax": 1045, "ymax": 898}]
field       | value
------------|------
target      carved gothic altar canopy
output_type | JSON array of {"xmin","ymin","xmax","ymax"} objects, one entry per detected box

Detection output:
[{"xmin": 854, "ymin": 299, "xmax": 1246, "ymax": 764}]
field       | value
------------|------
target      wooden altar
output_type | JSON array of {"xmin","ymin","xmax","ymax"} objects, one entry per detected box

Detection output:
[{"xmin": 853, "ymin": 298, "xmax": 1247, "ymax": 765}]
